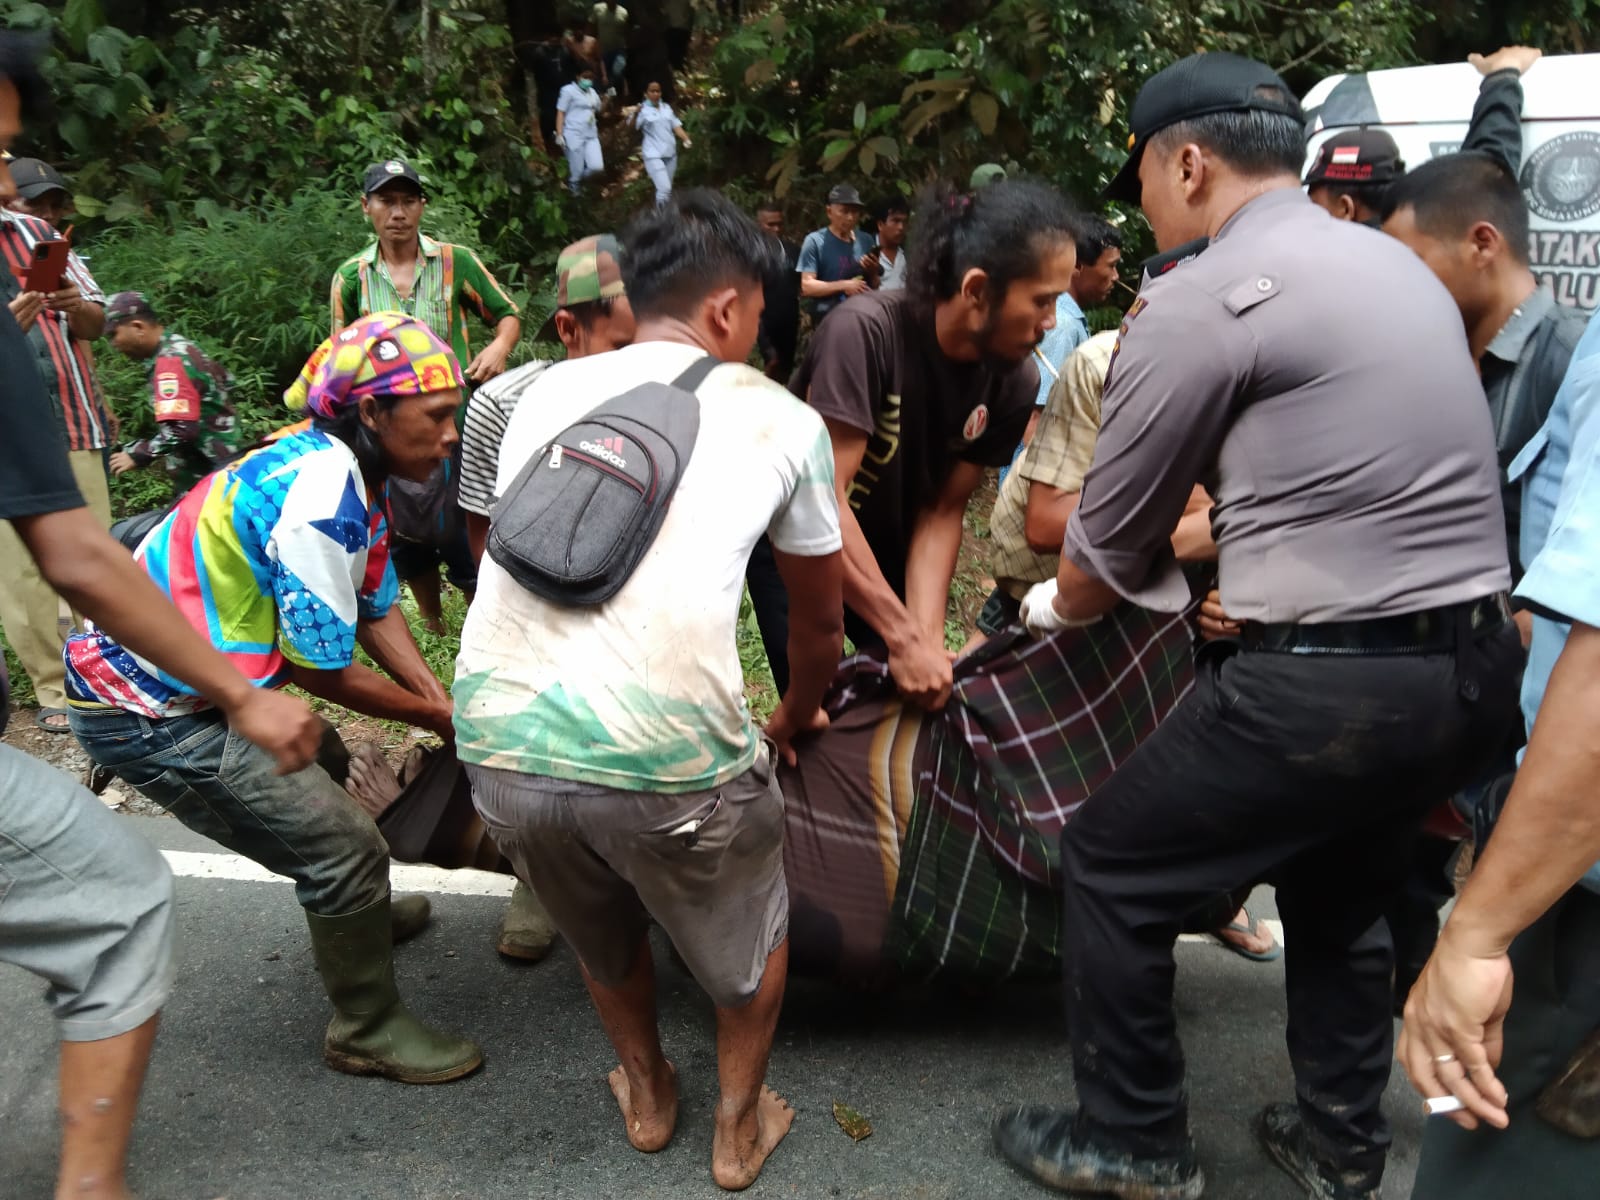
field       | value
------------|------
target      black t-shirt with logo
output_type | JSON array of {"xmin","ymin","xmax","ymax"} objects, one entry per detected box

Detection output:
[{"xmin": 790, "ymin": 289, "xmax": 1035, "ymax": 603}]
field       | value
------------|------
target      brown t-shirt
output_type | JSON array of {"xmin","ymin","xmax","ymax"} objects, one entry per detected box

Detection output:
[{"xmin": 790, "ymin": 290, "xmax": 1036, "ymax": 600}]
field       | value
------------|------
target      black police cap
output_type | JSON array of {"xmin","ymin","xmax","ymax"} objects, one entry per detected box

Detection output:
[{"xmin": 1104, "ymin": 52, "xmax": 1304, "ymax": 204}]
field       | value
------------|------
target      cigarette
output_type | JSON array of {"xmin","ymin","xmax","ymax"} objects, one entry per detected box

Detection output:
[{"xmin": 1425, "ymin": 1096, "xmax": 1465, "ymax": 1116}]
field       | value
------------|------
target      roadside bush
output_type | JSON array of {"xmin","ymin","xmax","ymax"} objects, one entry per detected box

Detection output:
[{"xmin": 87, "ymin": 184, "xmax": 533, "ymax": 516}]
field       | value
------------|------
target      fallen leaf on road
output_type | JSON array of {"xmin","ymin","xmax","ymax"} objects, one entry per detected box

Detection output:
[{"xmin": 832, "ymin": 1100, "xmax": 872, "ymax": 1141}]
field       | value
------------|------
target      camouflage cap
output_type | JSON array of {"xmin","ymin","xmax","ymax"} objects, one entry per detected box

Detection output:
[
  {"xmin": 105, "ymin": 290, "xmax": 159, "ymax": 328},
  {"xmin": 555, "ymin": 234, "xmax": 626, "ymax": 307}
]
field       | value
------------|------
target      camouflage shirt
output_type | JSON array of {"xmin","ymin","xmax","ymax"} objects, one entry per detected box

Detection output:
[{"xmin": 124, "ymin": 331, "xmax": 239, "ymax": 493}]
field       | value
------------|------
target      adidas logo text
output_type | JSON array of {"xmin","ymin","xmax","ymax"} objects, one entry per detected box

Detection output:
[{"xmin": 578, "ymin": 437, "xmax": 628, "ymax": 468}]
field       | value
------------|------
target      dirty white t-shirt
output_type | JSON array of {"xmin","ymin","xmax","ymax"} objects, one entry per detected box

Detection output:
[{"xmin": 454, "ymin": 340, "xmax": 841, "ymax": 793}]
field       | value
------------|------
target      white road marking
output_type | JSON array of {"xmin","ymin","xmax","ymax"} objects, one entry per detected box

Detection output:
[
  {"xmin": 162, "ymin": 850, "xmax": 516, "ymax": 897},
  {"xmin": 163, "ymin": 849, "xmax": 1287, "ymax": 947}
]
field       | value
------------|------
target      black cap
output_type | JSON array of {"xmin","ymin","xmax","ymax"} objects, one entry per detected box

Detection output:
[
  {"xmin": 362, "ymin": 159, "xmax": 426, "ymax": 197},
  {"xmin": 8, "ymin": 157, "xmax": 65, "ymax": 200},
  {"xmin": 1104, "ymin": 52, "xmax": 1303, "ymax": 204},
  {"xmin": 1303, "ymin": 129, "xmax": 1404, "ymax": 188},
  {"xmin": 826, "ymin": 183, "xmax": 864, "ymax": 207}
]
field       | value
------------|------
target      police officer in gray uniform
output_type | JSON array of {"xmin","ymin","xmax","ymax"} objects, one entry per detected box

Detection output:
[{"xmin": 991, "ymin": 52, "xmax": 1524, "ymax": 1200}]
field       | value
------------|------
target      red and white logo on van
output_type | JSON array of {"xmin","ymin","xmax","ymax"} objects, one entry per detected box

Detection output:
[{"xmin": 962, "ymin": 404, "xmax": 989, "ymax": 443}]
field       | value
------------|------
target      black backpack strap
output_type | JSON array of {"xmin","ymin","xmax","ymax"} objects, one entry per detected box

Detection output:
[{"xmin": 671, "ymin": 354, "xmax": 721, "ymax": 393}]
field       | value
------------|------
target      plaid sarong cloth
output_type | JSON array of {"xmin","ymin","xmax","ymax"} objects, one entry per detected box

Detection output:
[{"xmin": 813, "ymin": 603, "xmax": 1196, "ymax": 983}]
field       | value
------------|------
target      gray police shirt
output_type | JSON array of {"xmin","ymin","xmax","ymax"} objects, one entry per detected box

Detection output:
[{"xmin": 1063, "ymin": 187, "xmax": 1511, "ymax": 624}]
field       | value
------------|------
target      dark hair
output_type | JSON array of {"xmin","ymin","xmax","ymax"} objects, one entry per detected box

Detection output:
[
  {"xmin": 621, "ymin": 188, "xmax": 782, "ymax": 320},
  {"xmin": 907, "ymin": 178, "xmax": 1077, "ymax": 311},
  {"xmin": 873, "ymin": 195, "xmax": 910, "ymax": 223},
  {"xmin": 1380, "ymin": 152, "xmax": 1530, "ymax": 265},
  {"xmin": 0, "ymin": 32, "xmax": 51, "ymax": 124},
  {"xmin": 1148, "ymin": 94, "xmax": 1305, "ymax": 179},
  {"xmin": 1309, "ymin": 178, "xmax": 1394, "ymax": 218},
  {"xmin": 314, "ymin": 398, "xmax": 401, "ymax": 485},
  {"xmin": 1074, "ymin": 215, "xmax": 1123, "ymax": 268},
  {"xmin": 566, "ymin": 295, "xmax": 617, "ymax": 330},
  {"xmin": 755, "ymin": 199, "xmax": 783, "ymax": 217}
]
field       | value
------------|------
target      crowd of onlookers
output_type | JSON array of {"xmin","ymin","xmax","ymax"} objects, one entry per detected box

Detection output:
[{"xmin": 3, "ymin": 23, "xmax": 1600, "ymax": 1200}]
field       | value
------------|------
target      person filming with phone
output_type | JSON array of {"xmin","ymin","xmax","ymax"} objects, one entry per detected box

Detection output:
[{"xmin": 0, "ymin": 153, "xmax": 112, "ymax": 736}]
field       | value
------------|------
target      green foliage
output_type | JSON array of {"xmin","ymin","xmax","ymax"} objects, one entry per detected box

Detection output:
[
  {"xmin": 4, "ymin": 0, "xmax": 570, "ymax": 265},
  {"xmin": 86, "ymin": 183, "xmax": 532, "ymax": 517},
  {"xmin": 697, "ymin": 0, "xmax": 1591, "ymax": 258}
]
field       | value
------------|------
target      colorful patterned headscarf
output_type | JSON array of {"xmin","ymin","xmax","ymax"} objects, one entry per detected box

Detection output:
[{"xmin": 284, "ymin": 312, "xmax": 465, "ymax": 419}]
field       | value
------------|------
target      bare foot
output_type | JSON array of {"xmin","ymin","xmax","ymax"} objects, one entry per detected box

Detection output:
[
  {"xmin": 609, "ymin": 1060, "xmax": 678, "ymax": 1152},
  {"xmin": 712, "ymin": 1085, "xmax": 795, "ymax": 1191},
  {"xmin": 344, "ymin": 742, "xmax": 401, "ymax": 818}
]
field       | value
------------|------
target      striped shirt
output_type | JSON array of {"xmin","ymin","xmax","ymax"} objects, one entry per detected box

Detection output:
[
  {"xmin": 329, "ymin": 233, "xmax": 519, "ymax": 375},
  {"xmin": 0, "ymin": 211, "xmax": 110, "ymax": 451},
  {"xmin": 458, "ymin": 358, "xmax": 554, "ymax": 517}
]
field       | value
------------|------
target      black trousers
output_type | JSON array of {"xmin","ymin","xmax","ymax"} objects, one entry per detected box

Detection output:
[
  {"xmin": 1059, "ymin": 630, "xmax": 1523, "ymax": 1178},
  {"xmin": 1412, "ymin": 885, "xmax": 1600, "ymax": 1199}
]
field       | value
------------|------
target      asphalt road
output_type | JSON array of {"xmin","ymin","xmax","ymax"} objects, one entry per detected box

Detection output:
[{"xmin": 0, "ymin": 816, "xmax": 1428, "ymax": 1200}]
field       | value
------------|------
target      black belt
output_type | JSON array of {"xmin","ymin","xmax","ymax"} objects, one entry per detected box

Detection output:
[{"xmin": 1238, "ymin": 594, "xmax": 1512, "ymax": 657}]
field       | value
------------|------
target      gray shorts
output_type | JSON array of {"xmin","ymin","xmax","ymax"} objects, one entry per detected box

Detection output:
[
  {"xmin": 0, "ymin": 745, "xmax": 175, "ymax": 1041},
  {"xmin": 468, "ymin": 750, "xmax": 788, "ymax": 1009}
]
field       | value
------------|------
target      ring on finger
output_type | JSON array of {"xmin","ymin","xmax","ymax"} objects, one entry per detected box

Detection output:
[{"xmin": 1434, "ymin": 1053, "xmax": 1457, "ymax": 1064}]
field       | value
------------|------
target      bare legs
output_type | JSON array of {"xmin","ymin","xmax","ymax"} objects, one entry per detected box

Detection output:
[
  {"xmin": 711, "ymin": 938, "xmax": 794, "ymax": 1191},
  {"xmin": 55, "ymin": 1013, "xmax": 159, "ymax": 1200},
  {"xmin": 580, "ymin": 935, "xmax": 795, "ymax": 1190},
  {"xmin": 405, "ymin": 571, "xmax": 447, "ymax": 637},
  {"xmin": 582, "ymin": 936, "xmax": 679, "ymax": 1152}
]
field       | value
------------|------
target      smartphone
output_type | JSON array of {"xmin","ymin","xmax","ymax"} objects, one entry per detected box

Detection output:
[{"xmin": 24, "ymin": 239, "xmax": 70, "ymax": 295}]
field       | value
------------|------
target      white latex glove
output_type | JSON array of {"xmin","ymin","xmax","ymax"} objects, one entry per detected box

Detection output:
[
  {"xmin": 554, "ymin": 132, "xmax": 566, "ymax": 149},
  {"xmin": 1019, "ymin": 579, "xmax": 1101, "ymax": 637},
  {"xmin": 683, "ymin": 137, "xmax": 693, "ymax": 149}
]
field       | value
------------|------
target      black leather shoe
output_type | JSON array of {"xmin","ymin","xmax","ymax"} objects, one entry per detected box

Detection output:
[
  {"xmin": 1254, "ymin": 1103, "xmax": 1381, "ymax": 1200},
  {"xmin": 992, "ymin": 1105, "xmax": 1205, "ymax": 1198}
]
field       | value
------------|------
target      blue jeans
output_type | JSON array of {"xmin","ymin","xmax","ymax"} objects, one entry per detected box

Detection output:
[{"xmin": 69, "ymin": 706, "xmax": 389, "ymax": 917}]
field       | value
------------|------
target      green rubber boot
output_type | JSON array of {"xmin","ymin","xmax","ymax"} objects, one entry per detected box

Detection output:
[
  {"xmin": 391, "ymin": 893, "xmax": 431, "ymax": 944},
  {"xmin": 496, "ymin": 879, "xmax": 557, "ymax": 962},
  {"xmin": 305, "ymin": 893, "xmax": 484, "ymax": 1084}
]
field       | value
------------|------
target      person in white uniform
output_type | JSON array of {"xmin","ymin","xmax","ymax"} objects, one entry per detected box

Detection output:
[
  {"xmin": 555, "ymin": 65, "xmax": 605, "ymax": 196},
  {"xmin": 633, "ymin": 80, "xmax": 692, "ymax": 207}
]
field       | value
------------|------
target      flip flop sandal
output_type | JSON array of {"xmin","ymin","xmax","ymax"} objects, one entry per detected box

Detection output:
[
  {"xmin": 1210, "ymin": 914, "xmax": 1283, "ymax": 963},
  {"xmin": 35, "ymin": 707, "xmax": 72, "ymax": 734}
]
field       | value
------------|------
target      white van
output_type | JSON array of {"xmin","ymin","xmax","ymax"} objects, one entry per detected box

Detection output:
[{"xmin": 1303, "ymin": 54, "xmax": 1600, "ymax": 312}]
